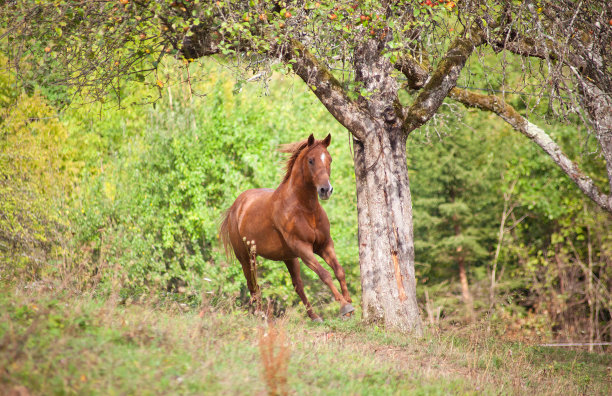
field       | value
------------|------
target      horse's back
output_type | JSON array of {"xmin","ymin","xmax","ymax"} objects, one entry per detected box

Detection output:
[
  {"xmin": 231, "ymin": 188, "xmax": 274, "ymax": 213},
  {"xmin": 228, "ymin": 188, "xmax": 274, "ymax": 233}
]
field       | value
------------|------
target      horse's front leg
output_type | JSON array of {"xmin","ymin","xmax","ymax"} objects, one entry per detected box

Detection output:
[
  {"xmin": 291, "ymin": 241, "xmax": 352, "ymax": 316},
  {"xmin": 319, "ymin": 242, "xmax": 351, "ymax": 304},
  {"xmin": 319, "ymin": 242, "xmax": 354, "ymax": 317}
]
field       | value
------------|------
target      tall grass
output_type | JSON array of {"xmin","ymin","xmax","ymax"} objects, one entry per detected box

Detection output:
[
  {"xmin": 258, "ymin": 323, "xmax": 291, "ymax": 396},
  {"xmin": 2, "ymin": 282, "xmax": 610, "ymax": 395}
]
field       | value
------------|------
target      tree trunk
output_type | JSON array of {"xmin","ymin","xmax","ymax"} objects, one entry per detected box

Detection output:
[
  {"xmin": 352, "ymin": 129, "xmax": 422, "ymax": 334},
  {"xmin": 450, "ymin": 190, "xmax": 473, "ymax": 316},
  {"xmin": 457, "ymin": 253, "xmax": 474, "ymax": 317},
  {"xmin": 286, "ymin": 23, "xmax": 484, "ymax": 331}
]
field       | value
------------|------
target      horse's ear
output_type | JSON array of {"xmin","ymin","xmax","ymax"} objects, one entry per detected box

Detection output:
[
  {"xmin": 307, "ymin": 134, "xmax": 315, "ymax": 146},
  {"xmin": 322, "ymin": 133, "xmax": 331, "ymax": 147}
]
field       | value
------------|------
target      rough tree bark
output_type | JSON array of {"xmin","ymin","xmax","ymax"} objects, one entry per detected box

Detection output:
[
  {"xmin": 288, "ymin": 37, "xmax": 422, "ymax": 332},
  {"xmin": 351, "ymin": 37, "xmax": 420, "ymax": 331},
  {"xmin": 352, "ymin": 131, "xmax": 420, "ymax": 331}
]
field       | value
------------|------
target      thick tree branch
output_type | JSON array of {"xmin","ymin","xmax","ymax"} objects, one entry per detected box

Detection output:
[
  {"xmin": 285, "ymin": 40, "xmax": 373, "ymax": 141},
  {"xmin": 450, "ymin": 87, "xmax": 612, "ymax": 214},
  {"xmin": 394, "ymin": 55, "xmax": 429, "ymax": 90},
  {"xmin": 490, "ymin": 23, "xmax": 612, "ymax": 195},
  {"xmin": 395, "ymin": 42, "xmax": 612, "ymax": 215},
  {"xmin": 353, "ymin": 37, "xmax": 405, "ymax": 135},
  {"xmin": 402, "ymin": 24, "xmax": 490, "ymax": 133}
]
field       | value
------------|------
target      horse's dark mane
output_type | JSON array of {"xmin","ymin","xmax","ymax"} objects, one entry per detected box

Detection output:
[{"xmin": 279, "ymin": 139, "xmax": 319, "ymax": 184}]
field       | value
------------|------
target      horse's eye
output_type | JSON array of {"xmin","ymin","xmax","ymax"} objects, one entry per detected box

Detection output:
[{"xmin": 308, "ymin": 158, "xmax": 314, "ymax": 165}]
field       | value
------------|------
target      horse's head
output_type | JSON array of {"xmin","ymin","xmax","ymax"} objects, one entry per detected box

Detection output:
[{"xmin": 303, "ymin": 133, "xmax": 333, "ymax": 200}]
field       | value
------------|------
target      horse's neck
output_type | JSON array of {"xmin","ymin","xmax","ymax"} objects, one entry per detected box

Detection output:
[{"xmin": 279, "ymin": 168, "xmax": 319, "ymax": 211}]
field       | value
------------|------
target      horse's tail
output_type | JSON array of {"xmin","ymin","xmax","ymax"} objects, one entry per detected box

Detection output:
[{"xmin": 219, "ymin": 207, "xmax": 234, "ymax": 262}]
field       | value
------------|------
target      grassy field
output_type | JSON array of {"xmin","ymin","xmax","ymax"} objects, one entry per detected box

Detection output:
[{"xmin": 1, "ymin": 282, "xmax": 610, "ymax": 396}]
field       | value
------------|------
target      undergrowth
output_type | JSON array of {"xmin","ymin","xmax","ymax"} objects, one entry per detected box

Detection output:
[{"xmin": 1, "ymin": 282, "xmax": 610, "ymax": 396}]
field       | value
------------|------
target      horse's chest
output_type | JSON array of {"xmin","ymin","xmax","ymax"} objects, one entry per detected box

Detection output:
[
  {"xmin": 308, "ymin": 215, "xmax": 329, "ymax": 246},
  {"xmin": 305, "ymin": 214, "xmax": 317, "ymax": 229},
  {"xmin": 277, "ymin": 208, "xmax": 329, "ymax": 249}
]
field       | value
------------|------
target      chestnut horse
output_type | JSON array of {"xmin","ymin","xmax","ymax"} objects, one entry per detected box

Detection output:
[{"xmin": 219, "ymin": 133, "xmax": 354, "ymax": 321}]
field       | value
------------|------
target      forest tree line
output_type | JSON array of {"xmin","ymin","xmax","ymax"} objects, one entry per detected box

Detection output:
[{"xmin": 1, "ymin": 52, "xmax": 610, "ymax": 344}]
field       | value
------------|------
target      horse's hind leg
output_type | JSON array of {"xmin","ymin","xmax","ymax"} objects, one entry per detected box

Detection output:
[
  {"xmin": 236, "ymin": 251, "xmax": 261, "ymax": 311},
  {"xmin": 284, "ymin": 259, "xmax": 322, "ymax": 322}
]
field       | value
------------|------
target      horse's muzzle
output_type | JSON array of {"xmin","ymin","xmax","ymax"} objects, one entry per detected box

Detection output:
[{"xmin": 318, "ymin": 184, "xmax": 333, "ymax": 200}]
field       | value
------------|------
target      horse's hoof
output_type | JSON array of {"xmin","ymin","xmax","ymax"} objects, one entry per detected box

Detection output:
[
  {"xmin": 312, "ymin": 317, "xmax": 323, "ymax": 323},
  {"xmin": 340, "ymin": 303, "xmax": 355, "ymax": 317}
]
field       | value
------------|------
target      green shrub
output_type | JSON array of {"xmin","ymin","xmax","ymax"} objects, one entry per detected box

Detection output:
[
  {"xmin": 0, "ymin": 65, "xmax": 76, "ymax": 282},
  {"xmin": 67, "ymin": 65, "xmax": 360, "ymax": 306}
]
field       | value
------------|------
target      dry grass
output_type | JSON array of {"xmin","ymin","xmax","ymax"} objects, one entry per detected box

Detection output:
[
  {"xmin": 1, "ymin": 283, "xmax": 610, "ymax": 395},
  {"xmin": 290, "ymin": 318, "xmax": 611, "ymax": 395},
  {"xmin": 258, "ymin": 322, "xmax": 291, "ymax": 396}
]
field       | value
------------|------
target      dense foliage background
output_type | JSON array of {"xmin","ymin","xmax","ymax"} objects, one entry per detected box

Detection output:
[{"xmin": 1, "ymin": 54, "xmax": 610, "ymax": 344}]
